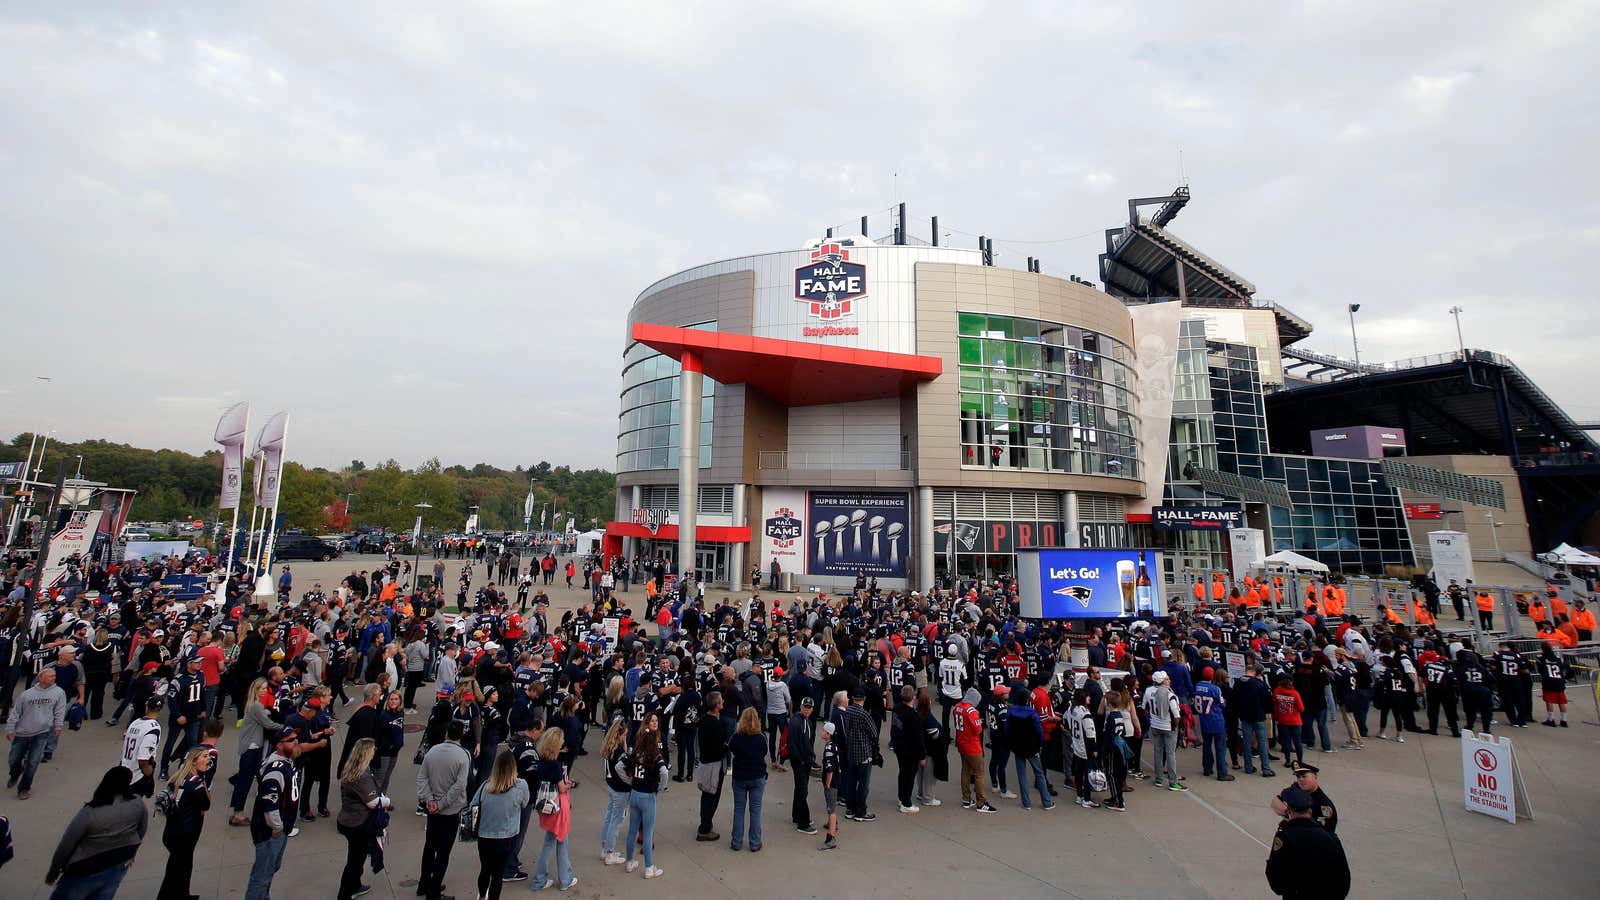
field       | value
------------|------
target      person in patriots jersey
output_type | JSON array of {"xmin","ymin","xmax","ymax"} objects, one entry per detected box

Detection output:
[
  {"xmin": 161, "ymin": 654, "xmax": 206, "ymax": 780},
  {"xmin": 120, "ymin": 697, "xmax": 164, "ymax": 797}
]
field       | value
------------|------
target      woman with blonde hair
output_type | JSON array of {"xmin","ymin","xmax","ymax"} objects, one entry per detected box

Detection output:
[
  {"xmin": 156, "ymin": 747, "xmax": 213, "ymax": 900},
  {"xmin": 335, "ymin": 737, "xmax": 390, "ymax": 900},
  {"xmin": 604, "ymin": 674, "xmax": 627, "ymax": 723},
  {"xmin": 228, "ymin": 676, "xmax": 277, "ymax": 826},
  {"xmin": 470, "ymin": 748, "xmax": 529, "ymax": 900},
  {"xmin": 530, "ymin": 728, "xmax": 578, "ymax": 891},
  {"xmin": 728, "ymin": 707, "xmax": 769, "ymax": 851},
  {"xmin": 599, "ymin": 716, "xmax": 630, "ymax": 865}
]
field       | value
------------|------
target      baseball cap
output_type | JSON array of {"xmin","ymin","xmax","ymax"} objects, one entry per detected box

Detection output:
[
  {"xmin": 849, "ymin": 686, "xmax": 865, "ymax": 700},
  {"xmin": 799, "ymin": 696, "xmax": 815, "ymax": 708},
  {"xmin": 272, "ymin": 726, "xmax": 298, "ymax": 743},
  {"xmin": 1151, "ymin": 670, "xmax": 1170, "ymax": 684},
  {"xmin": 1279, "ymin": 785, "xmax": 1314, "ymax": 812},
  {"xmin": 822, "ymin": 722, "xmax": 836, "ymax": 735},
  {"xmin": 1292, "ymin": 763, "xmax": 1320, "ymax": 776}
]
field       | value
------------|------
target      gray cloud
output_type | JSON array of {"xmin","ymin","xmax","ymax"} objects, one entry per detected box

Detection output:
[{"xmin": 2, "ymin": 1, "xmax": 1597, "ymax": 471}]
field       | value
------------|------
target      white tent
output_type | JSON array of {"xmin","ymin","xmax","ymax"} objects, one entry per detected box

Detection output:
[
  {"xmin": 1263, "ymin": 550, "xmax": 1330, "ymax": 573},
  {"xmin": 572, "ymin": 529, "xmax": 605, "ymax": 554},
  {"xmin": 1544, "ymin": 543, "xmax": 1600, "ymax": 566}
]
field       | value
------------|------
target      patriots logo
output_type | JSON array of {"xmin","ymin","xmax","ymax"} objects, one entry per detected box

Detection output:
[
  {"xmin": 795, "ymin": 241, "xmax": 866, "ymax": 320},
  {"xmin": 1053, "ymin": 585, "xmax": 1094, "ymax": 608}
]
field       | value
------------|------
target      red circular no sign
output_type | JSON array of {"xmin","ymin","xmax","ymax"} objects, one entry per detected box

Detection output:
[{"xmin": 1474, "ymin": 748, "xmax": 1497, "ymax": 772}]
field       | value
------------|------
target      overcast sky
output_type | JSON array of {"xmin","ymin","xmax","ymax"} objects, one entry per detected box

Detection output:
[{"xmin": 2, "ymin": 2, "xmax": 1596, "ymax": 472}]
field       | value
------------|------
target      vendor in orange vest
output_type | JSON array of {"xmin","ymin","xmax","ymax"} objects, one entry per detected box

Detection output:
[
  {"xmin": 1210, "ymin": 575, "xmax": 1226, "ymax": 602},
  {"xmin": 1412, "ymin": 598, "xmax": 1435, "ymax": 626},
  {"xmin": 1549, "ymin": 592, "xmax": 1569, "ymax": 618},
  {"xmin": 1322, "ymin": 587, "xmax": 1345, "ymax": 618},
  {"xmin": 1528, "ymin": 597, "xmax": 1548, "ymax": 625},
  {"xmin": 1192, "ymin": 580, "xmax": 1206, "ymax": 603},
  {"xmin": 1379, "ymin": 603, "xmax": 1403, "ymax": 626},
  {"xmin": 1246, "ymin": 583, "xmax": 1264, "ymax": 607},
  {"xmin": 1572, "ymin": 601, "xmax": 1596, "ymax": 641},
  {"xmin": 1305, "ymin": 583, "xmax": 1318, "ymax": 605},
  {"xmin": 1555, "ymin": 615, "xmax": 1581, "ymax": 648},
  {"xmin": 1475, "ymin": 589, "xmax": 1495, "ymax": 629}
]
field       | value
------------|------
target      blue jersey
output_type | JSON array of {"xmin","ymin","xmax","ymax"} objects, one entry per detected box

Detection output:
[{"xmin": 1193, "ymin": 681, "xmax": 1226, "ymax": 733}]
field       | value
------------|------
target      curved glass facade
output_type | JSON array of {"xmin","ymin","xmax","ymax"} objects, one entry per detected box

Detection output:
[
  {"xmin": 617, "ymin": 328, "xmax": 715, "ymax": 473},
  {"xmin": 957, "ymin": 312, "xmax": 1139, "ymax": 478}
]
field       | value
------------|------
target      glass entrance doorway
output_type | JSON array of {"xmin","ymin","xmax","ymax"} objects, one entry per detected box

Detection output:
[{"xmin": 694, "ymin": 546, "xmax": 727, "ymax": 586}]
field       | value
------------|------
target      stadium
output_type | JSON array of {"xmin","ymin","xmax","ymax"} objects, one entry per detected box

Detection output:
[{"xmin": 604, "ymin": 191, "xmax": 1598, "ymax": 592}]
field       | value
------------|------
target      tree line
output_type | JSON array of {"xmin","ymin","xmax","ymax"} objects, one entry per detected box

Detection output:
[{"xmin": 1, "ymin": 434, "xmax": 616, "ymax": 535}]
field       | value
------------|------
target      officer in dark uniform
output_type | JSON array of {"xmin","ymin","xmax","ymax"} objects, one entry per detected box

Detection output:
[
  {"xmin": 1266, "ymin": 785, "xmax": 1351, "ymax": 898},
  {"xmin": 1272, "ymin": 763, "xmax": 1338, "ymax": 833},
  {"xmin": 1421, "ymin": 648, "xmax": 1461, "ymax": 737}
]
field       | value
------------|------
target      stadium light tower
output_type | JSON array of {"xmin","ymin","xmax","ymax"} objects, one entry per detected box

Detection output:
[
  {"xmin": 1347, "ymin": 304, "xmax": 1362, "ymax": 367},
  {"xmin": 1448, "ymin": 306, "xmax": 1465, "ymax": 357}
]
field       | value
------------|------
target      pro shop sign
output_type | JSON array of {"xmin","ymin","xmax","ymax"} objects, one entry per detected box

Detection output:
[{"xmin": 795, "ymin": 242, "xmax": 865, "ymax": 320}]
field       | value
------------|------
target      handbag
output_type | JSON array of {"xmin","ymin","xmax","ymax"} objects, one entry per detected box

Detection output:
[
  {"xmin": 535, "ymin": 779, "xmax": 560, "ymax": 815},
  {"xmin": 459, "ymin": 784, "xmax": 483, "ymax": 843}
]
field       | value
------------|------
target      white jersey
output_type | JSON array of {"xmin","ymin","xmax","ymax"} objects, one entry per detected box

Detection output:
[
  {"xmin": 121, "ymin": 718, "xmax": 162, "ymax": 774},
  {"xmin": 938, "ymin": 658, "xmax": 965, "ymax": 700}
]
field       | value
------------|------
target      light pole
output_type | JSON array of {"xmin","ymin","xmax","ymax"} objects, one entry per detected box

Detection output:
[
  {"xmin": 413, "ymin": 501, "xmax": 431, "ymax": 594},
  {"xmin": 32, "ymin": 429, "xmax": 56, "ymax": 480},
  {"xmin": 1347, "ymin": 303, "xmax": 1362, "ymax": 367},
  {"xmin": 1486, "ymin": 511, "xmax": 1502, "ymax": 558},
  {"xmin": 73, "ymin": 455, "xmax": 83, "ymax": 480},
  {"xmin": 1448, "ymin": 306, "xmax": 1465, "ymax": 358}
]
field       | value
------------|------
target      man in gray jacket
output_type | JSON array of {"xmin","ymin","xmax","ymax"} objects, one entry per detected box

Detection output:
[
  {"xmin": 7, "ymin": 667, "xmax": 66, "ymax": 799},
  {"xmin": 416, "ymin": 719, "xmax": 471, "ymax": 900},
  {"xmin": 403, "ymin": 635, "xmax": 430, "ymax": 713}
]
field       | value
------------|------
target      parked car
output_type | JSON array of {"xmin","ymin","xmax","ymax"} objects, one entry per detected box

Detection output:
[{"xmin": 274, "ymin": 534, "xmax": 341, "ymax": 562}]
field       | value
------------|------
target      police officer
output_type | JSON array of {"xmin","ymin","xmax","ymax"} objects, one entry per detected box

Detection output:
[
  {"xmin": 1421, "ymin": 648, "xmax": 1461, "ymax": 737},
  {"xmin": 1271, "ymin": 763, "xmax": 1338, "ymax": 833},
  {"xmin": 1265, "ymin": 785, "xmax": 1351, "ymax": 898}
]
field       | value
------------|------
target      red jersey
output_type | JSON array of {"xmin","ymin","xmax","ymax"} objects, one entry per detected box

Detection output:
[
  {"xmin": 1272, "ymin": 685, "xmax": 1304, "ymax": 726},
  {"xmin": 952, "ymin": 701, "xmax": 983, "ymax": 755},
  {"xmin": 1031, "ymin": 686, "xmax": 1058, "ymax": 736}
]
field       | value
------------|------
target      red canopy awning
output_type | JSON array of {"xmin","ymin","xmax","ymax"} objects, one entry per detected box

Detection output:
[
  {"xmin": 604, "ymin": 521, "xmax": 751, "ymax": 542},
  {"xmin": 630, "ymin": 323, "xmax": 942, "ymax": 406}
]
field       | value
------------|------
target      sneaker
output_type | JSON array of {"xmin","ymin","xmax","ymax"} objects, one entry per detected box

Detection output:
[
  {"xmin": 625, "ymin": 860, "xmax": 640, "ymax": 873},
  {"xmin": 604, "ymin": 853, "xmax": 626, "ymax": 866},
  {"xmin": 105, "ymin": 718, "xmax": 120, "ymax": 727},
  {"xmin": 1543, "ymin": 720, "xmax": 1557, "ymax": 727},
  {"xmin": 1375, "ymin": 732, "xmax": 1388, "ymax": 740},
  {"xmin": 975, "ymin": 802, "xmax": 997, "ymax": 813},
  {"xmin": 961, "ymin": 799, "xmax": 975, "ymax": 809},
  {"xmin": 288, "ymin": 827, "xmax": 300, "ymax": 837},
  {"xmin": 999, "ymin": 790, "xmax": 1019, "ymax": 799},
  {"xmin": 1340, "ymin": 741, "xmax": 1360, "ymax": 749},
  {"xmin": 503, "ymin": 871, "xmax": 528, "ymax": 882},
  {"xmin": 1243, "ymin": 767, "xmax": 1257, "ymax": 775},
  {"xmin": 1262, "ymin": 769, "xmax": 1276, "ymax": 778},
  {"xmin": 843, "ymin": 813, "xmax": 859, "ymax": 822},
  {"xmin": 796, "ymin": 823, "xmax": 817, "ymax": 834},
  {"xmin": 1395, "ymin": 736, "xmax": 1405, "ymax": 743},
  {"xmin": 695, "ymin": 831, "xmax": 720, "ymax": 842},
  {"xmin": 857, "ymin": 812, "xmax": 877, "ymax": 821},
  {"xmin": 405, "ymin": 707, "xmax": 419, "ymax": 715},
  {"xmin": 1168, "ymin": 782, "xmax": 1188, "ymax": 792},
  {"xmin": 1560, "ymin": 721, "xmax": 1569, "ymax": 728},
  {"xmin": 1104, "ymin": 802, "xmax": 1126, "ymax": 812},
  {"xmin": 1217, "ymin": 774, "xmax": 1236, "ymax": 782},
  {"xmin": 352, "ymin": 886, "xmax": 372, "ymax": 898},
  {"xmin": 559, "ymin": 876, "xmax": 579, "ymax": 891},
  {"xmin": 921, "ymin": 797, "xmax": 942, "ymax": 807},
  {"xmin": 899, "ymin": 804, "xmax": 921, "ymax": 814},
  {"xmin": 820, "ymin": 836, "xmax": 838, "ymax": 851},
  {"xmin": 1078, "ymin": 799, "xmax": 1100, "ymax": 809},
  {"xmin": 1131, "ymin": 771, "xmax": 1148, "ymax": 780},
  {"xmin": 1041, "ymin": 802, "xmax": 1056, "ymax": 810},
  {"xmin": 1152, "ymin": 779, "xmax": 1166, "ymax": 788},
  {"xmin": 644, "ymin": 867, "xmax": 664, "ymax": 879}
]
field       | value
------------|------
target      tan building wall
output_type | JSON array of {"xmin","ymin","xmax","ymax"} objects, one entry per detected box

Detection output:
[
  {"xmin": 910, "ymin": 261, "xmax": 1144, "ymax": 499},
  {"xmin": 1401, "ymin": 454, "xmax": 1531, "ymax": 561}
]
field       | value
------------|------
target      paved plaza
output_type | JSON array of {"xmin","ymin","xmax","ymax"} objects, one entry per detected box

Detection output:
[{"xmin": 4, "ymin": 556, "xmax": 1596, "ymax": 899}]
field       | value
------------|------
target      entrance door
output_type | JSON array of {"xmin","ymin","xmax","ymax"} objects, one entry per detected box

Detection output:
[{"xmin": 695, "ymin": 547, "xmax": 724, "ymax": 586}]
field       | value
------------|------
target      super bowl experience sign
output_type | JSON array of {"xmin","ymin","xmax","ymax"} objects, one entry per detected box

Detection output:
[
  {"xmin": 806, "ymin": 490, "xmax": 908, "ymax": 578},
  {"xmin": 1016, "ymin": 547, "xmax": 1163, "ymax": 619}
]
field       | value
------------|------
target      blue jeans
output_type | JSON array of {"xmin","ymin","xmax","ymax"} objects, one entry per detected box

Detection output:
[
  {"xmin": 502, "ymin": 802, "xmax": 534, "ymax": 877},
  {"xmin": 49, "ymin": 861, "xmax": 131, "ymax": 900},
  {"xmin": 7, "ymin": 732, "xmax": 49, "ymax": 792},
  {"xmin": 1279, "ymin": 725, "xmax": 1304, "ymax": 765},
  {"xmin": 1301, "ymin": 707, "xmax": 1332, "ymax": 751},
  {"xmin": 730, "ymin": 776, "xmax": 765, "ymax": 848},
  {"xmin": 625, "ymin": 791, "xmax": 657, "ymax": 868},
  {"xmin": 1346, "ymin": 691, "xmax": 1371, "ymax": 736},
  {"xmin": 1201, "ymin": 731, "xmax": 1229, "ymax": 776},
  {"xmin": 600, "ymin": 786, "xmax": 628, "ymax": 853},
  {"xmin": 1013, "ymin": 754, "xmax": 1051, "ymax": 809},
  {"xmin": 1239, "ymin": 720, "xmax": 1270, "ymax": 773},
  {"xmin": 245, "ymin": 832, "xmax": 288, "ymax": 900},
  {"xmin": 532, "ymin": 830, "xmax": 572, "ymax": 890}
]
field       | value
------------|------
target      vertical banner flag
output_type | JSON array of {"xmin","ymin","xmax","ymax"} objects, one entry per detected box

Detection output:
[
  {"xmin": 215, "ymin": 401, "xmax": 250, "ymax": 510},
  {"xmin": 412, "ymin": 515, "xmax": 423, "ymax": 545},
  {"xmin": 251, "ymin": 451, "xmax": 267, "ymax": 508},
  {"xmin": 257, "ymin": 412, "xmax": 289, "ymax": 509}
]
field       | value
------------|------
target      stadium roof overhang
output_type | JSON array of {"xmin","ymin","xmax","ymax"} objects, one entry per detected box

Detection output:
[
  {"xmin": 1266, "ymin": 357, "xmax": 1598, "ymax": 457},
  {"xmin": 630, "ymin": 323, "xmax": 943, "ymax": 407}
]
